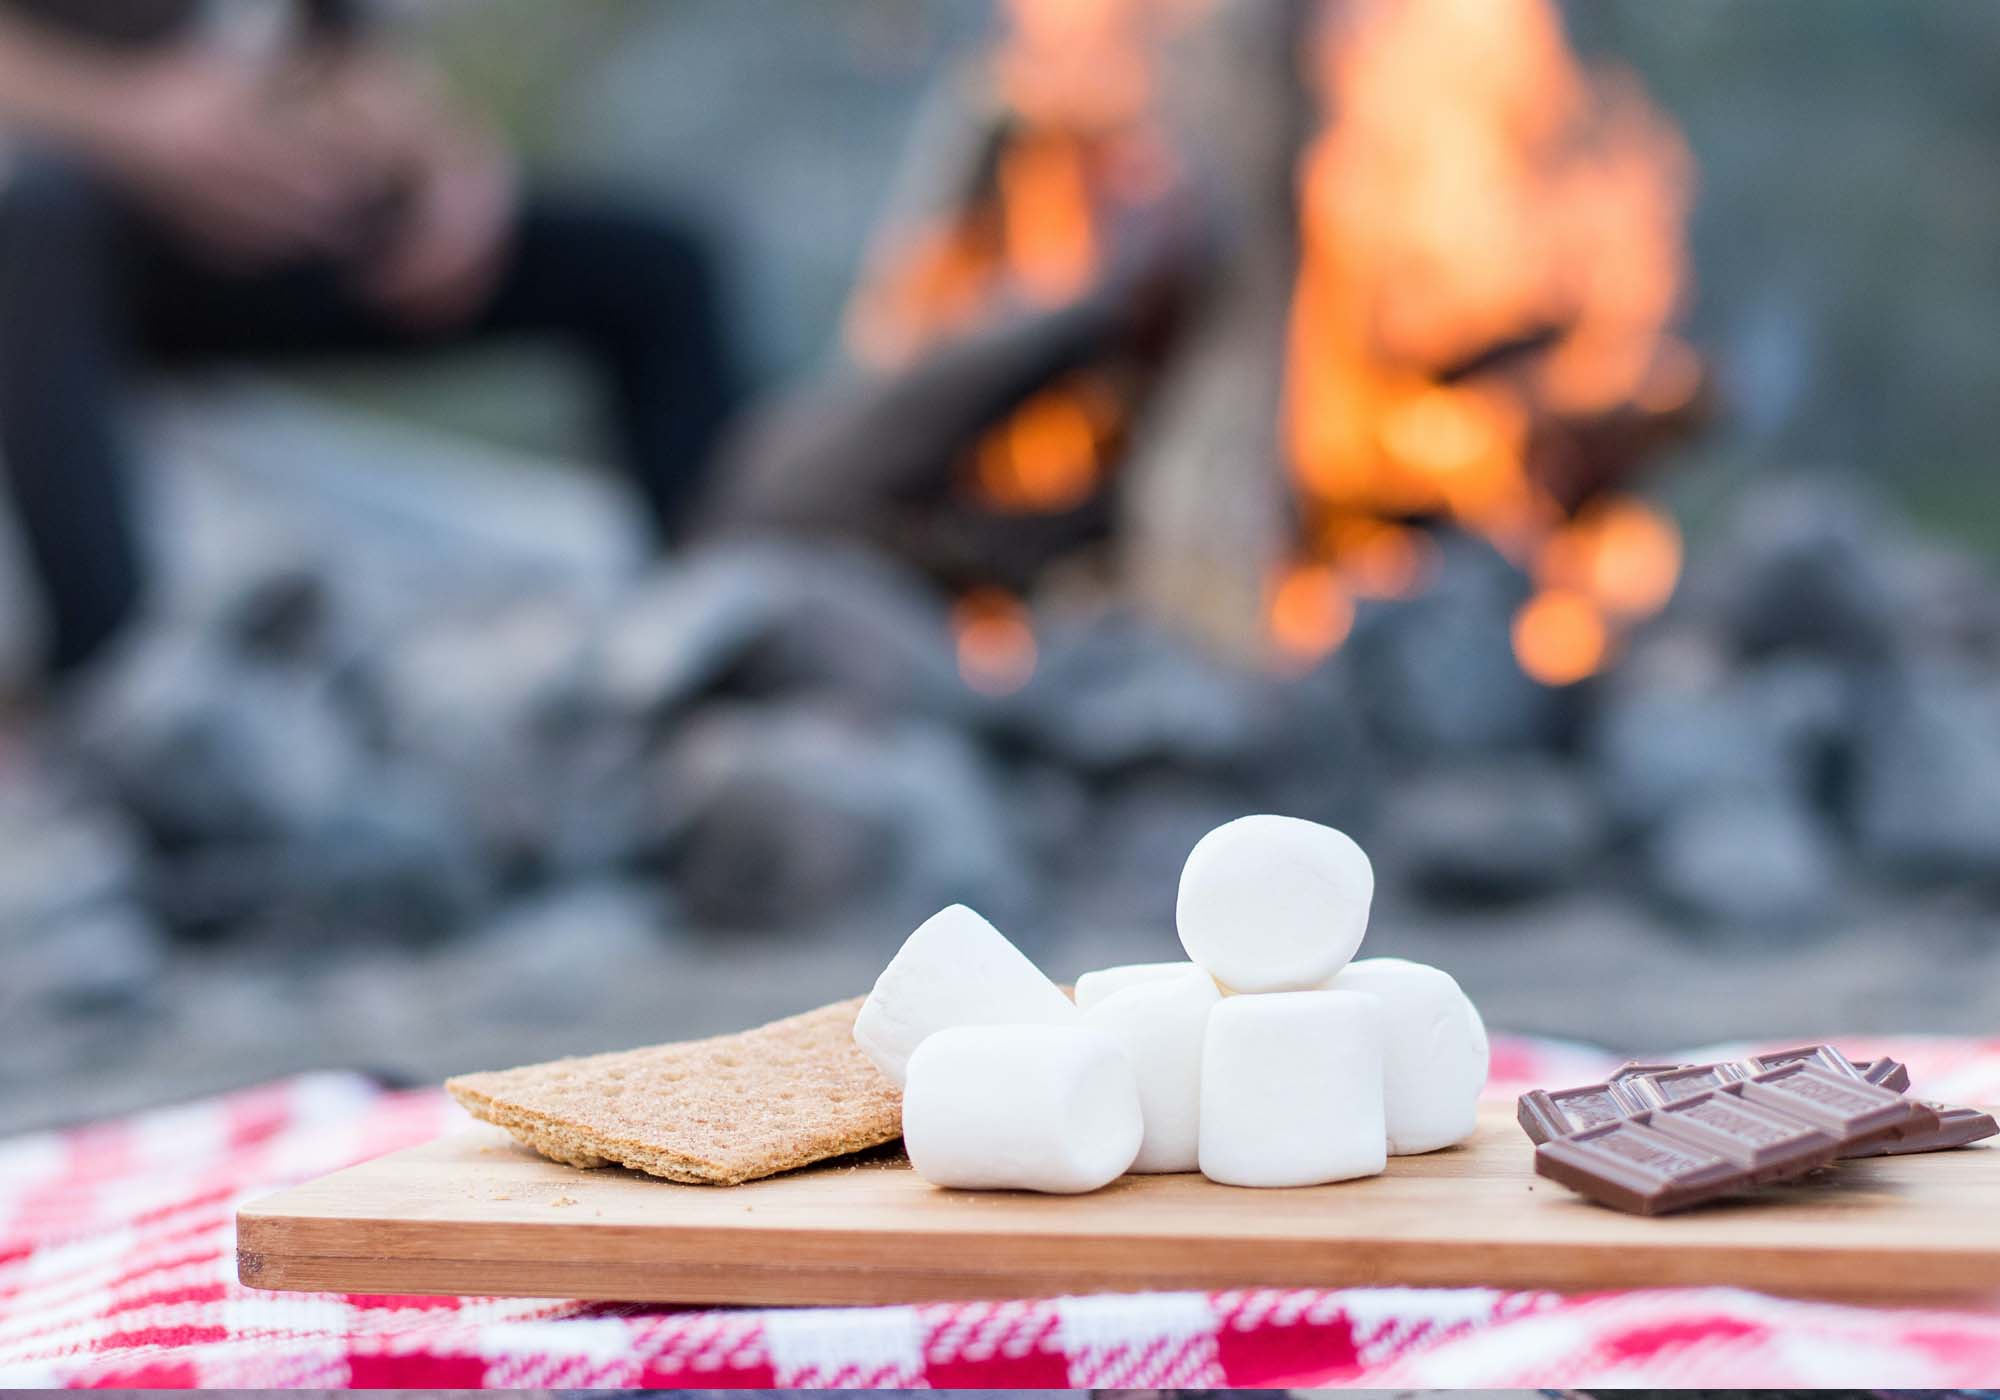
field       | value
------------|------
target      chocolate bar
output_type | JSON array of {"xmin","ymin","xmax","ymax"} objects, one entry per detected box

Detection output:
[
  {"xmin": 1843, "ymin": 1102, "xmax": 1999, "ymax": 1157},
  {"xmin": 1733, "ymin": 1060, "xmax": 1938, "ymax": 1148},
  {"xmin": 1537, "ymin": 1118, "xmax": 1749, "ymax": 1215},
  {"xmin": 1527, "ymin": 1048, "xmax": 1994, "ymax": 1214},
  {"xmin": 1533, "ymin": 1067, "xmax": 1872, "ymax": 1213},
  {"xmin": 1519, "ymin": 1045, "xmax": 1916, "ymax": 1144}
]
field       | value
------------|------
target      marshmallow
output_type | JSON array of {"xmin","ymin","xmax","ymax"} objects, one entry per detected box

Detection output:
[
  {"xmin": 1177, "ymin": 815, "xmax": 1373, "ymax": 993},
  {"xmin": 1082, "ymin": 966, "xmax": 1220, "ymax": 1172},
  {"xmin": 902, "ymin": 1024, "xmax": 1142, "ymax": 1193},
  {"xmin": 853, "ymin": 904, "xmax": 1078, "ymax": 1087},
  {"xmin": 1074, "ymin": 960, "xmax": 1208, "ymax": 1012},
  {"xmin": 1327, "ymin": 957, "xmax": 1489, "ymax": 1155},
  {"xmin": 1198, "ymin": 989, "xmax": 1386, "ymax": 1187}
]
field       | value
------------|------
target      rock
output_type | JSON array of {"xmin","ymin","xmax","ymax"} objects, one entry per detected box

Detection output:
[
  {"xmin": 1849, "ymin": 660, "xmax": 2000, "ymax": 882},
  {"xmin": 1381, "ymin": 757, "xmax": 1601, "ymax": 901},
  {"xmin": 0, "ymin": 805, "xmax": 143, "ymax": 931},
  {"xmin": 648, "ymin": 703, "xmax": 1019, "ymax": 929},
  {"xmin": 364, "ymin": 595, "xmax": 595, "ymax": 757},
  {"xmin": 1348, "ymin": 530, "xmax": 1564, "ymax": 754},
  {"xmin": 1698, "ymin": 474, "xmax": 1899, "ymax": 660},
  {"xmin": 69, "ymin": 632, "xmax": 358, "ymax": 846},
  {"xmin": 6, "ymin": 902, "xmax": 169, "ymax": 1013},
  {"xmin": 146, "ymin": 765, "xmax": 490, "ymax": 941},
  {"xmin": 220, "ymin": 563, "xmax": 338, "ymax": 663},
  {"xmin": 353, "ymin": 595, "xmax": 610, "ymax": 875},
  {"xmin": 458, "ymin": 880, "xmax": 677, "ymax": 1025},
  {"xmin": 1644, "ymin": 791, "xmax": 1840, "ymax": 931},
  {"xmin": 1588, "ymin": 632, "xmax": 1847, "ymax": 830},
  {"xmin": 589, "ymin": 542, "xmax": 968, "ymax": 725},
  {"xmin": 1001, "ymin": 611, "xmax": 1369, "ymax": 813},
  {"xmin": 1000, "ymin": 612, "xmax": 1268, "ymax": 775}
]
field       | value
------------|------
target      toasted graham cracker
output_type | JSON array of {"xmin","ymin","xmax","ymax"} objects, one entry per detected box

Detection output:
[{"xmin": 446, "ymin": 996, "xmax": 901, "ymax": 1185}]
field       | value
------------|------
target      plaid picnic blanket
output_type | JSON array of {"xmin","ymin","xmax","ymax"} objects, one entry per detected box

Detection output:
[{"xmin": 4, "ymin": 1035, "xmax": 1999, "ymax": 1388}]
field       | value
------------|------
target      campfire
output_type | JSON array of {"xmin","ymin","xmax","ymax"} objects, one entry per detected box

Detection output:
[{"xmin": 755, "ymin": 0, "xmax": 1707, "ymax": 691}]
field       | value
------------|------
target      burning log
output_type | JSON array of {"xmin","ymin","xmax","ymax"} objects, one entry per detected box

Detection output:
[{"xmin": 710, "ymin": 0, "xmax": 1708, "ymax": 688}]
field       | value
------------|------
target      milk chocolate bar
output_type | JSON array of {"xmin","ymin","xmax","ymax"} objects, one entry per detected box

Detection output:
[
  {"xmin": 1533, "ymin": 1067, "xmax": 1863, "ymax": 1213},
  {"xmin": 1529, "ymin": 1052, "xmax": 1993, "ymax": 1213},
  {"xmin": 1843, "ymin": 1102, "xmax": 1999, "ymax": 1157},
  {"xmin": 1733, "ymin": 1060, "xmax": 1937, "ymax": 1147},
  {"xmin": 1519, "ymin": 1045, "xmax": 1912, "ymax": 1144},
  {"xmin": 1536, "ymin": 1118, "xmax": 1748, "ymax": 1215}
]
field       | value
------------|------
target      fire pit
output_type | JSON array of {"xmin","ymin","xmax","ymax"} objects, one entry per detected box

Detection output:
[{"xmin": 4, "ymin": 0, "xmax": 2000, "ymax": 1137}]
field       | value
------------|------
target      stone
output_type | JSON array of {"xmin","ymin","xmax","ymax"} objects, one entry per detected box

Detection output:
[
  {"xmin": 458, "ymin": 880, "xmax": 678, "ymax": 1025},
  {"xmin": 1380, "ymin": 757, "xmax": 1601, "ymax": 901},
  {"xmin": 1698, "ymin": 474, "xmax": 1899, "ymax": 660},
  {"xmin": 1643, "ymin": 790, "xmax": 1840, "ymax": 930},
  {"xmin": 999, "ymin": 612, "xmax": 1271, "ymax": 775},
  {"xmin": 7, "ymin": 901, "xmax": 169, "ymax": 1013},
  {"xmin": 648, "ymin": 703, "xmax": 1019, "ymax": 929},
  {"xmin": 0, "ymin": 805, "xmax": 143, "ymax": 931},
  {"xmin": 1348, "ymin": 530, "xmax": 1564, "ymax": 754},
  {"xmin": 69, "ymin": 632, "xmax": 358, "ymax": 846},
  {"xmin": 145, "ymin": 765, "xmax": 491, "ymax": 942},
  {"xmin": 1849, "ymin": 661, "xmax": 2000, "ymax": 882},
  {"xmin": 1588, "ymin": 635, "xmax": 1844, "ymax": 832},
  {"xmin": 589, "ymin": 542, "xmax": 968, "ymax": 724}
]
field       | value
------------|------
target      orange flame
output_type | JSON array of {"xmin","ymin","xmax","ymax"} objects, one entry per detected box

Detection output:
[
  {"xmin": 1279, "ymin": 0, "xmax": 1694, "ymax": 679},
  {"xmin": 843, "ymin": 0, "xmax": 1194, "ymax": 535}
]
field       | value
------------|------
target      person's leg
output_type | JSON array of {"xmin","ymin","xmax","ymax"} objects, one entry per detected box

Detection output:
[
  {"xmin": 471, "ymin": 198, "xmax": 742, "ymax": 543},
  {"xmin": 133, "ymin": 192, "xmax": 742, "ymax": 546},
  {"xmin": 0, "ymin": 157, "xmax": 145, "ymax": 675}
]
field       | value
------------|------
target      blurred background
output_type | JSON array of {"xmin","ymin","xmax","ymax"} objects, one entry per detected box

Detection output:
[{"xmin": 4, "ymin": 0, "xmax": 1999, "ymax": 1134}]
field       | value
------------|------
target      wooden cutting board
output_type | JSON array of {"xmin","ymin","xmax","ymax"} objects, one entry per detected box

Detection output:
[{"xmin": 238, "ymin": 1104, "xmax": 2000, "ymax": 1306}]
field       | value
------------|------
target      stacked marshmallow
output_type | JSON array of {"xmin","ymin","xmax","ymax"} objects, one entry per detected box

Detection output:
[{"xmin": 854, "ymin": 813, "xmax": 1489, "ymax": 1192}]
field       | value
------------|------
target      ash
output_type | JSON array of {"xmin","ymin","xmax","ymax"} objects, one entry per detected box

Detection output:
[{"xmin": 4, "ymin": 420, "xmax": 1999, "ymax": 1134}]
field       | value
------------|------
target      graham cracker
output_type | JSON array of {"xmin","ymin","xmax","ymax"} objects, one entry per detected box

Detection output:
[{"xmin": 445, "ymin": 996, "xmax": 901, "ymax": 1185}]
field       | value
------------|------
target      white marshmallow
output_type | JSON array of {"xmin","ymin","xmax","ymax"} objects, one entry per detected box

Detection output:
[
  {"xmin": 1082, "ymin": 966, "xmax": 1221, "ymax": 1172},
  {"xmin": 1073, "ymin": 960, "xmax": 1208, "ymax": 1012},
  {"xmin": 853, "ymin": 904, "xmax": 1078, "ymax": 1087},
  {"xmin": 1198, "ymin": 989, "xmax": 1386, "ymax": 1187},
  {"xmin": 1327, "ymin": 957, "xmax": 1489, "ymax": 1155},
  {"xmin": 902, "ymin": 1024, "xmax": 1142, "ymax": 1193},
  {"xmin": 1177, "ymin": 815, "xmax": 1373, "ymax": 993}
]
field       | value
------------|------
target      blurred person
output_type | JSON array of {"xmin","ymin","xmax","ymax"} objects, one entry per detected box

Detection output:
[{"xmin": 0, "ymin": 0, "xmax": 739, "ymax": 678}]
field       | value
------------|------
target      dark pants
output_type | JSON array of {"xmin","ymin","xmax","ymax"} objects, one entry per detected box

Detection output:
[{"xmin": 0, "ymin": 157, "xmax": 739, "ymax": 674}]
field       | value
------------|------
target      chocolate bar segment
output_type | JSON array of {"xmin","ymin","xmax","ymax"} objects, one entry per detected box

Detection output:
[
  {"xmin": 1626, "ymin": 1061, "xmax": 1742, "ymax": 1108},
  {"xmin": 1536, "ymin": 1118, "xmax": 1746, "ymax": 1215},
  {"xmin": 1744, "ymin": 1044, "xmax": 1861, "ymax": 1077},
  {"xmin": 1516, "ymin": 1081, "xmax": 1650, "ymax": 1144},
  {"xmin": 1520, "ymin": 1045, "xmax": 1911, "ymax": 1144},
  {"xmin": 1646, "ymin": 1087, "xmax": 1844, "ymax": 1181},
  {"xmin": 1863, "ymin": 1057, "xmax": 1912, "ymax": 1093},
  {"xmin": 1843, "ymin": 1102, "xmax": 1998, "ymax": 1157},
  {"xmin": 1610, "ymin": 1060, "xmax": 1687, "ymax": 1082},
  {"xmin": 1734, "ymin": 1061, "xmax": 1932, "ymax": 1145}
]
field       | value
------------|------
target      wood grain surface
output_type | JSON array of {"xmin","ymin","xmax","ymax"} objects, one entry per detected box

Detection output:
[{"xmin": 237, "ymin": 1104, "xmax": 2000, "ymax": 1306}]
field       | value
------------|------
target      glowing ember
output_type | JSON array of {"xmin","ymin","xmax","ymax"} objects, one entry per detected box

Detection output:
[
  {"xmin": 1283, "ymin": 0, "xmax": 1695, "ymax": 680},
  {"xmin": 972, "ymin": 374, "xmax": 1119, "ymax": 513},
  {"xmin": 1536, "ymin": 494, "xmax": 1683, "ymax": 618},
  {"xmin": 1511, "ymin": 588, "xmax": 1609, "ymax": 687},
  {"xmin": 953, "ymin": 588, "xmax": 1038, "ymax": 694},
  {"xmin": 1268, "ymin": 562, "xmax": 1355, "ymax": 667}
]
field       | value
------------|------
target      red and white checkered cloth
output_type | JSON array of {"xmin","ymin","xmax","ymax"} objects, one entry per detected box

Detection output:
[{"xmin": 5, "ymin": 1035, "xmax": 2000, "ymax": 1388}]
